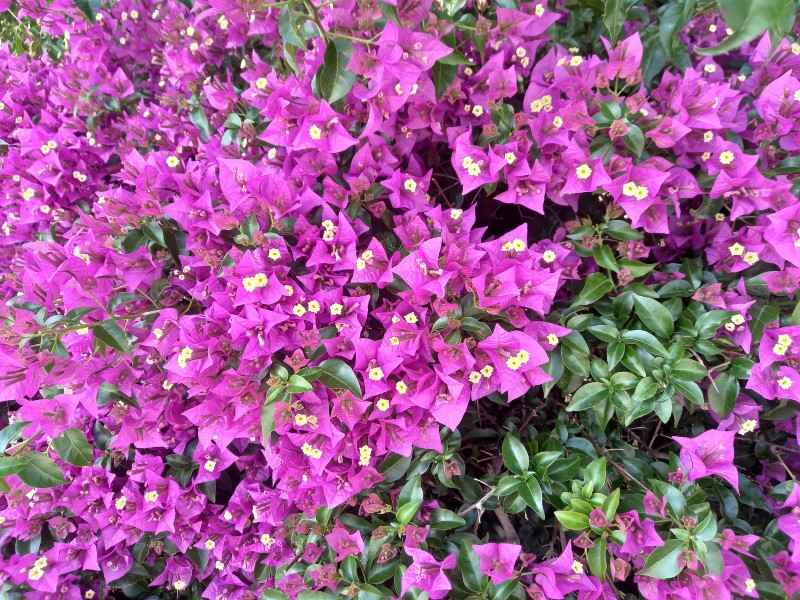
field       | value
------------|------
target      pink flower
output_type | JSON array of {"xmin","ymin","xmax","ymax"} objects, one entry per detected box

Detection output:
[
  {"xmin": 401, "ymin": 548, "xmax": 457, "ymax": 599},
  {"xmin": 325, "ymin": 523, "xmax": 365, "ymax": 562},
  {"xmin": 472, "ymin": 543, "xmax": 521, "ymax": 584},
  {"xmin": 673, "ymin": 428, "xmax": 739, "ymax": 493}
]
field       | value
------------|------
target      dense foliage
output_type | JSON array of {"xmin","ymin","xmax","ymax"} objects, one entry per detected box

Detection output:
[{"xmin": 1, "ymin": 0, "xmax": 800, "ymax": 598}]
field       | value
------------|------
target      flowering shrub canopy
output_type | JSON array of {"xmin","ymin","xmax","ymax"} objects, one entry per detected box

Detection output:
[{"xmin": 1, "ymin": 0, "xmax": 800, "ymax": 598}]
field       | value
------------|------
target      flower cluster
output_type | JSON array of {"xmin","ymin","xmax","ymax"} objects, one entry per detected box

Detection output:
[{"xmin": 0, "ymin": 0, "xmax": 799, "ymax": 598}]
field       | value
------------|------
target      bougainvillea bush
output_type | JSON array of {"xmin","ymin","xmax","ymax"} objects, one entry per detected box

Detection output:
[{"xmin": 2, "ymin": 0, "xmax": 800, "ymax": 597}]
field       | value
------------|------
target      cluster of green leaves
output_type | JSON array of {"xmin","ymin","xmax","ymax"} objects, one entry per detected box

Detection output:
[
  {"xmin": 5, "ymin": 292, "xmax": 154, "ymax": 357},
  {"xmin": 0, "ymin": 4, "xmax": 66, "ymax": 60},
  {"xmin": 0, "ymin": 423, "xmax": 92, "ymax": 491},
  {"xmin": 546, "ymin": 213, "xmax": 758, "ymax": 434}
]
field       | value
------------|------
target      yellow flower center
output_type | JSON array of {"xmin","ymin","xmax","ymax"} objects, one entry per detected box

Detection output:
[
  {"xmin": 728, "ymin": 243, "xmax": 745, "ymax": 256},
  {"xmin": 576, "ymin": 164, "xmax": 592, "ymax": 179}
]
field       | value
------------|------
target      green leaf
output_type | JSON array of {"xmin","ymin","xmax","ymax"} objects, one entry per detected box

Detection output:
[
  {"xmin": 316, "ymin": 38, "xmax": 356, "ymax": 103},
  {"xmin": 190, "ymin": 106, "xmax": 212, "ymax": 142},
  {"xmin": 461, "ymin": 317, "xmax": 492, "ymax": 340},
  {"xmin": 584, "ymin": 457, "xmax": 607, "ymax": 491},
  {"xmin": 490, "ymin": 578, "xmax": 519, "ymax": 600},
  {"xmin": 601, "ymin": 488, "xmax": 620, "ymax": 519},
  {"xmin": 593, "ymin": 244, "xmax": 619, "ymax": 272},
  {"xmin": 261, "ymin": 401, "xmax": 277, "ymax": 444},
  {"xmin": 610, "ymin": 371, "xmax": 639, "ymax": 390},
  {"xmin": 695, "ymin": 310, "xmax": 735, "ymax": 339},
  {"xmin": 297, "ymin": 592, "xmax": 338, "ymax": 600},
  {"xmin": 519, "ymin": 476, "xmax": 545, "ymax": 518},
  {"xmin": 567, "ymin": 382, "xmax": 610, "ymax": 412},
  {"xmin": 279, "ymin": 4, "xmax": 306, "ymax": 48},
  {"xmin": 398, "ymin": 475, "xmax": 423, "ymax": 506},
  {"xmin": 633, "ymin": 295, "xmax": 674, "ymax": 338},
  {"xmin": 437, "ymin": 50, "xmax": 472, "ymax": 65},
  {"xmin": 671, "ymin": 358, "xmax": 707, "ymax": 381},
  {"xmin": 554, "ymin": 510, "xmax": 590, "ymax": 530},
  {"xmin": 108, "ymin": 292, "xmax": 144, "ymax": 314},
  {"xmin": 0, "ymin": 456, "xmax": 26, "ymax": 477},
  {"xmin": 286, "ymin": 374, "xmax": 313, "ymax": 394},
  {"xmin": 617, "ymin": 258, "xmax": 655, "ymax": 277},
  {"xmin": 0, "ymin": 421, "xmax": 31, "ymax": 454},
  {"xmin": 142, "ymin": 220, "xmax": 166, "ymax": 247},
  {"xmin": 396, "ymin": 501, "xmax": 421, "ymax": 525},
  {"xmin": 603, "ymin": 0, "xmax": 631, "ymax": 45},
  {"xmin": 310, "ymin": 359, "xmax": 362, "ymax": 398},
  {"xmin": 624, "ymin": 124, "xmax": 645, "ymax": 158},
  {"xmin": 432, "ymin": 61, "xmax": 457, "ymax": 98},
  {"xmin": 694, "ymin": 512, "xmax": 718, "ymax": 542},
  {"xmin": 502, "ymin": 434, "xmax": 529, "ymax": 475},
  {"xmin": 605, "ymin": 220, "xmax": 643, "ymax": 241},
  {"xmin": 696, "ymin": 0, "xmax": 793, "ymax": 55},
  {"xmin": 673, "ymin": 379, "xmax": 704, "ymax": 406},
  {"xmin": 458, "ymin": 542, "xmax": 486, "ymax": 593},
  {"xmin": 574, "ymin": 273, "xmax": 614, "ymax": 306},
  {"xmin": 429, "ymin": 508, "xmax": 466, "ymax": 530},
  {"xmin": 18, "ymin": 452, "xmax": 67, "ymax": 488},
  {"xmin": 633, "ymin": 377, "xmax": 659, "ymax": 402},
  {"xmin": 93, "ymin": 320, "xmax": 133, "ymax": 354},
  {"xmin": 495, "ymin": 475, "xmax": 523, "ymax": 496},
  {"xmin": 588, "ymin": 325, "xmax": 619, "ymax": 343},
  {"xmin": 639, "ymin": 539, "xmax": 686, "ymax": 579},
  {"xmin": 621, "ymin": 330, "xmax": 669, "ymax": 357},
  {"xmin": 659, "ymin": 0, "xmax": 696, "ymax": 61},
  {"xmin": 52, "ymin": 428, "xmax": 93, "ymax": 467},
  {"xmin": 548, "ymin": 455, "xmax": 582, "ymax": 481},
  {"xmin": 587, "ymin": 536, "xmax": 607, "ymax": 580},
  {"xmin": 708, "ymin": 372, "xmax": 739, "ymax": 418},
  {"xmin": 749, "ymin": 302, "xmax": 779, "ymax": 345}
]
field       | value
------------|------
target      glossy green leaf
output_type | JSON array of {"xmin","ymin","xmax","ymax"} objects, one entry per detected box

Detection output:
[
  {"xmin": 316, "ymin": 38, "xmax": 356, "ymax": 103},
  {"xmin": 639, "ymin": 539, "xmax": 686, "ymax": 579},
  {"xmin": 708, "ymin": 372, "xmax": 739, "ymax": 418},
  {"xmin": 93, "ymin": 320, "xmax": 133, "ymax": 354},
  {"xmin": 567, "ymin": 382, "xmax": 609, "ymax": 412},
  {"xmin": 633, "ymin": 295, "xmax": 674, "ymax": 338},
  {"xmin": 311, "ymin": 359, "xmax": 362, "ymax": 397},
  {"xmin": 286, "ymin": 374, "xmax": 313, "ymax": 394},
  {"xmin": 0, "ymin": 421, "xmax": 31, "ymax": 454},
  {"xmin": 696, "ymin": 0, "xmax": 795, "ymax": 55},
  {"xmin": 624, "ymin": 124, "xmax": 645, "ymax": 158},
  {"xmin": 554, "ymin": 510, "xmax": 590, "ymax": 530},
  {"xmin": 458, "ymin": 542, "xmax": 486, "ymax": 593},
  {"xmin": 593, "ymin": 244, "xmax": 619, "ymax": 272},
  {"xmin": 673, "ymin": 379, "xmax": 704, "ymax": 406},
  {"xmin": 52, "ymin": 428, "xmax": 93, "ymax": 466},
  {"xmin": 574, "ymin": 273, "xmax": 614, "ymax": 306},
  {"xmin": 502, "ymin": 434, "xmax": 529, "ymax": 475},
  {"xmin": 621, "ymin": 330, "xmax": 669, "ymax": 357},
  {"xmin": 519, "ymin": 476, "xmax": 545, "ymax": 518},
  {"xmin": 0, "ymin": 456, "xmax": 26, "ymax": 477},
  {"xmin": 18, "ymin": 452, "xmax": 66, "ymax": 488},
  {"xmin": 603, "ymin": 0, "xmax": 631, "ymax": 44},
  {"xmin": 429, "ymin": 508, "xmax": 466, "ymax": 530},
  {"xmin": 671, "ymin": 358, "xmax": 708, "ymax": 381},
  {"xmin": 587, "ymin": 537, "xmax": 607, "ymax": 580},
  {"xmin": 279, "ymin": 4, "xmax": 306, "ymax": 48}
]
